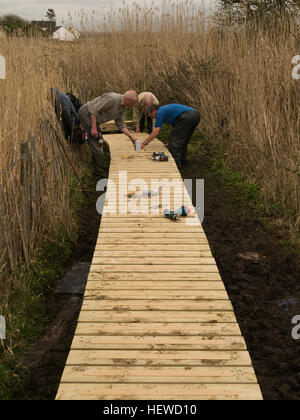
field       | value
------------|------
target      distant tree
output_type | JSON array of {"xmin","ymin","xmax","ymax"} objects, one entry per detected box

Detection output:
[
  {"xmin": 0, "ymin": 14, "xmax": 29, "ymax": 35},
  {"xmin": 0, "ymin": 14, "xmax": 27, "ymax": 26},
  {"xmin": 218, "ymin": 0, "xmax": 300, "ymax": 24},
  {"xmin": 0, "ymin": 14, "xmax": 46, "ymax": 37},
  {"xmin": 46, "ymin": 8, "xmax": 56, "ymax": 21}
]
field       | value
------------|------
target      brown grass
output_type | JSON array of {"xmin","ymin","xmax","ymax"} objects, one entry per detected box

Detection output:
[
  {"xmin": 62, "ymin": 2, "xmax": 299, "ymax": 237},
  {"xmin": 0, "ymin": 37, "xmax": 87, "ymax": 313},
  {"xmin": 0, "ymin": 0, "xmax": 299, "ymax": 320}
]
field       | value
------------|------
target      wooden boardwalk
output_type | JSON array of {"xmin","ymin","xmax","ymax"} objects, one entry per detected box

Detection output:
[{"xmin": 56, "ymin": 132, "xmax": 262, "ymax": 400}]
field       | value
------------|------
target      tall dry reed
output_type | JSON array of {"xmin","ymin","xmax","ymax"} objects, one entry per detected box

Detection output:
[
  {"xmin": 61, "ymin": 1, "xmax": 299, "ymax": 237},
  {"xmin": 0, "ymin": 37, "xmax": 87, "ymax": 314},
  {"xmin": 0, "ymin": 0, "xmax": 299, "ymax": 316}
]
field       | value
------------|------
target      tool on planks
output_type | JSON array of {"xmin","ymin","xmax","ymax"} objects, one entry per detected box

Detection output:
[
  {"xmin": 142, "ymin": 186, "xmax": 163, "ymax": 196},
  {"xmin": 127, "ymin": 186, "xmax": 162, "ymax": 199},
  {"xmin": 151, "ymin": 152, "xmax": 168, "ymax": 161},
  {"xmin": 150, "ymin": 203, "xmax": 168, "ymax": 210},
  {"xmin": 47, "ymin": 119, "xmax": 92, "ymax": 202},
  {"xmin": 163, "ymin": 205, "xmax": 191, "ymax": 221}
]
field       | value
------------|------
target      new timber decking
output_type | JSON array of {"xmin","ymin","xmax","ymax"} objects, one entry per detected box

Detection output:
[{"xmin": 56, "ymin": 131, "xmax": 262, "ymax": 400}]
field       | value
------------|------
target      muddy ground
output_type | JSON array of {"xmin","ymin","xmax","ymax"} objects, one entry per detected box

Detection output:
[
  {"xmin": 13, "ymin": 155, "xmax": 300, "ymax": 400},
  {"xmin": 183, "ymin": 157, "xmax": 300, "ymax": 400}
]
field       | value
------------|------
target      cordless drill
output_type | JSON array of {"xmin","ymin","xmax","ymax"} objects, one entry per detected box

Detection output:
[
  {"xmin": 163, "ymin": 205, "xmax": 191, "ymax": 221},
  {"xmin": 151, "ymin": 152, "xmax": 168, "ymax": 161}
]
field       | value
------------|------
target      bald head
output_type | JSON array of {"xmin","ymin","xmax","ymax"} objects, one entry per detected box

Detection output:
[
  {"xmin": 124, "ymin": 90, "xmax": 138, "ymax": 107},
  {"xmin": 143, "ymin": 93, "xmax": 155, "ymax": 107}
]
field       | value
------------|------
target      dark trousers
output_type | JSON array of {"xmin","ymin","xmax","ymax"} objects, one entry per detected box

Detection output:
[
  {"xmin": 168, "ymin": 110, "xmax": 200, "ymax": 170},
  {"xmin": 78, "ymin": 105, "xmax": 110, "ymax": 179},
  {"xmin": 139, "ymin": 115, "xmax": 153, "ymax": 133}
]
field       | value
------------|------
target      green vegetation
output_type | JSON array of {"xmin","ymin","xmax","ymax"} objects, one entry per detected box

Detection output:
[
  {"xmin": 0, "ymin": 239, "xmax": 72, "ymax": 399},
  {"xmin": 0, "ymin": 164, "xmax": 93, "ymax": 400},
  {"xmin": 159, "ymin": 124, "xmax": 299, "ymax": 251},
  {"xmin": 0, "ymin": 14, "xmax": 45, "ymax": 36}
]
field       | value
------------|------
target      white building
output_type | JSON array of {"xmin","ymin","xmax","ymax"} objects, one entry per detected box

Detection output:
[{"xmin": 52, "ymin": 27, "xmax": 79, "ymax": 41}]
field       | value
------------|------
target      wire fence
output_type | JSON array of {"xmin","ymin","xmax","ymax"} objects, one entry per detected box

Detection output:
[
  {"xmin": 0, "ymin": 155, "xmax": 27, "ymax": 174},
  {"xmin": 0, "ymin": 121, "xmax": 72, "ymax": 285}
]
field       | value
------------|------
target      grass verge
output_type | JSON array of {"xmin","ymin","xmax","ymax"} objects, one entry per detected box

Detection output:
[{"xmin": 0, "ymin": 163, "xmax": 94, "ymax": 400}]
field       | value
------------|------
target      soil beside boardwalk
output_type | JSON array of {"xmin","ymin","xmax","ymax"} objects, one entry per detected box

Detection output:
[
  {"xmin": 182, "ymin": 157, "xmax": 300, "ymax": 401},
  {"xmin": 12, "ymin": 155, "xmax": 300, "ymax": 400}
]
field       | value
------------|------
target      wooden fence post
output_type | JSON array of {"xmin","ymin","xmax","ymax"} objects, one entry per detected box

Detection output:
[
  {"xmin": 20, "ymin": 141, "xmax": 31, "ymax": 266},
  {"xmin": 28, "ymin": 136, "xmax": 42, "ymax": 245}
]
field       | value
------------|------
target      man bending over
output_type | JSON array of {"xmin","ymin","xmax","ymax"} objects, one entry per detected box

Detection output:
[
  {"xmin": 142, "ymin": 103, "xmax": 200, "ymax": 170},
  {"xmin": 78, "ymin": 90, "xmax": 139, "ymax": 178}
]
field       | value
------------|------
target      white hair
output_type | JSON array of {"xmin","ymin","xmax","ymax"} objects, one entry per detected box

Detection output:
[
  {"xmin": 124, "ymin": 90, "xmax": 138, "ymax": 102},
  {"xmin": 143, "ymin": 93, "xmax": 154, "ymax": 106}
]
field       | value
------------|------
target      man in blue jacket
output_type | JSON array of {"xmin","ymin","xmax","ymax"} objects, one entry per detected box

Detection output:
[{"xmin": 142, "ymin": 103, "xmax": 200, "ymax": 169}]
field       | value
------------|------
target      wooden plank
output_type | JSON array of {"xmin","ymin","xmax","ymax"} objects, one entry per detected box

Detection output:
[
  {"xmin": 99, "ymin": 233, "xmax": 206, "ymax": 237},
  {"xmin": 74, "ymin": 322, "xmax": 241, "ymax": 336},
  {"xmin": 88, "ymin": 266, "xmax": 220, "ymax": 273},
  {"xmin": 100, "ymin": 217, "xmax": 200, "ymax": 223},
  {"xmin": 93, "ymin": 250, "xmax": 212, "ymax": 257},
  {"xmin": 60, "ymin": 366, "xmax": 257, "ymax": 383},
  {"xmin": 104, "ymin": 192, "xmax": 191, "ymax": 197},
  {"xmin": 87, "ymin": 272, "xmax": 222, "ymax": 281},
  {"xmin": 96, "ymin": 238, "xmax": 209, "ymax": 244},
  {"xmin": 78, "ymin": 311, "xmax": 236, "ymax": 323},
  {"xmin": 91, "ymin": 257, "xmax": 216, "ymax": 265},
  {"xmin": 56, "ymin": 383, "xmax": 262, "ymax": 400},
  {"xmin": 100, "ymin": 223, "xmax": 202, "ymax": 228},
  {"xmin": 110, "ymin": 166, "xmax": 183, "ymax": 170},
  {"xmin": 99, "ymin": 228, "xmax": 202, "ymax": 234},
  {"xmin": 71, "ymin": 335, "xmax": 246, "ymax": 350},
  {"xmin": 100, "ymin": 120, "xmax": 133, "ymax": 131},
  {"xmin": 102, "ymin": 214, "xmax": 199, "ymax": 218},
  {"xmin": 83, "ymin": 290, "xmax": 227, "ymax": 299},
  {"xmin": 65, "ymin": 349, "xmax": 252, "ymax": 366},
  {"xmin": 94, "ymin": 245, "xmax": 211, "ymax": 251},
  {"xmin": 85, "ymin": 281, "xmax": 225, "ymax": 290},
  {"xmin": 109, "ymin": 169, "xmax": 179, "ymax": 172},
  {"xmin": 81, "ymin": 299, "xmax": 233, "ymax": 311}
]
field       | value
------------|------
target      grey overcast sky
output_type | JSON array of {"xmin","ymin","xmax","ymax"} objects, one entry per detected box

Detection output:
[{"xmin": 0, "ymin": 0, "xmax": 217, "ymax": 24}]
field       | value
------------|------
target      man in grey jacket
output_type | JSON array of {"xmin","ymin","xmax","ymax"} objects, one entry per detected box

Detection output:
[{"xmin": 78, "ymin": 91, "xmax": 139, "ymax": 178}]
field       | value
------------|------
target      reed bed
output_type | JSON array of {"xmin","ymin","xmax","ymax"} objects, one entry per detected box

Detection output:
[
  {"xmin": 0, "ymin": 0, "xmax": 299, "ymax": 349},
  {"xmin": 0, "ymin": 37, "xmax": 87, "ymax": 319},
  {"xmin": 62, "ymin": 1, "xmax": 299, "ymax": 237}
]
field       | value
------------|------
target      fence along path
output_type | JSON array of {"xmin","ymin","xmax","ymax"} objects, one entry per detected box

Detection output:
[{"xmin": 56, "ymin": 129, "xmax": 262, "ymax": 400}]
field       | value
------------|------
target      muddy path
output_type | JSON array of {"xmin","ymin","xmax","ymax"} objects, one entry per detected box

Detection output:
[
  {"xmin": 182, "ymin": 156, "xmax": 300, "ymax": 400},
  {"xmin": 13, "ymin": 154, "xmax": 300, "ymax": 400}
]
